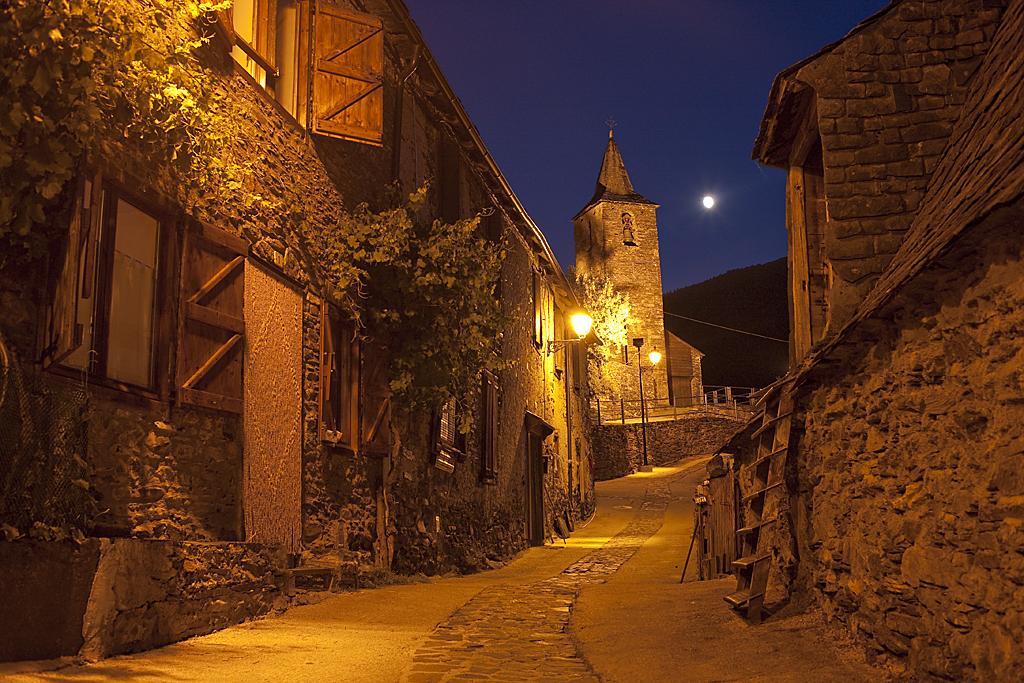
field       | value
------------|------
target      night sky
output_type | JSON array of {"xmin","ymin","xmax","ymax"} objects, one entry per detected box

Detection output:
[{"xmin": 408, "ymin": 0, "xmax": 887, "ymax": 291}]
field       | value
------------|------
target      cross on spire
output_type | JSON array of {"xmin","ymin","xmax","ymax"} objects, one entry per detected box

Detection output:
[{"xmin": 605, "ymin": 117, "xmax": 617, "ymax": 139}]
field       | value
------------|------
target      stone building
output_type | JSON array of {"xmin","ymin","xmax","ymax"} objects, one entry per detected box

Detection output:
[
  {"xmin": 725, "ymin": 0, "xmax": 1024, "ymax": 677},
  {"xmin": 573, "ymin": 132, "xmax": 669, "ymax": 404},
  {"xmin": 0, "ymin": 0, "xmax": 593, "ymax": 662},
  {"xmin": 665, "ymin": 330, "xmax": 704, "ymax": 407}
]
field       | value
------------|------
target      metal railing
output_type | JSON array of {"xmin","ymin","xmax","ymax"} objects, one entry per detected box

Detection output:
[{"xmin": 592, "ymin": 386, "xmax": 760, "ymax": 426}]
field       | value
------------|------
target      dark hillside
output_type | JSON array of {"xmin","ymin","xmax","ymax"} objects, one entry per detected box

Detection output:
[{"xmin": 663, "ymin": 258, "xmax": 788, "ymax": 388}]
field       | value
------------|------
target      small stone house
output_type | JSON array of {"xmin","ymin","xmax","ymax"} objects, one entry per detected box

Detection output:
[
  {"xmin": 665, "ymin": 330, "xmax": 704, "ymax": 407},
  {"xmin": 0, "ymin": 0, "xmax": 593, "ymax": 662},
  {"xmin": 730, "ymin": 0, "xmax": 1024, "ymax": 677}
]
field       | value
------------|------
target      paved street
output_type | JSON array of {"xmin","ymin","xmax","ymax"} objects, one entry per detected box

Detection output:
[{"xmin": 3, "ymin": 457, "xmax": 876, "ymax": 682}]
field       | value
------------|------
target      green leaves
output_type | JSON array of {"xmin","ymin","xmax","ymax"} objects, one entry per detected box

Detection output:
[
  {"xmin": 301, "ymin": 188, "xmax": 507, "ymax": 422},
  {"xmin": 1, "ymin": 0, "xmax": 247, "ymax": 261}
]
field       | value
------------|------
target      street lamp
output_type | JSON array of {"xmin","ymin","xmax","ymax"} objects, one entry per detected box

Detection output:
[
  {"xmin": 634, "ymin": 340, "xmax": 663, "ymax": 472},
  {"xmin": 548, "ymin": 311, "xmax": 593, "ymax": 354}
]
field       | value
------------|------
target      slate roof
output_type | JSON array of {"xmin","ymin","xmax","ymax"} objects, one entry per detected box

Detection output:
[
  {"xmin": 773, "ymin": 0, "xmax": 1024, "ymax": 396},
  {"xmin": 575, "ymin": 133, "xmax": 656, "ymax": 218}
]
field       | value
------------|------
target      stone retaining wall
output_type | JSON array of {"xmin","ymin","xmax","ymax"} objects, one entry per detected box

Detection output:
[
  {"xmin": 593, "ymin": 414, "xmax": 744, "ymax": 480},
  {"xmin": 0, "ymin": 539, "xmax": 285, "ymax": 663}
]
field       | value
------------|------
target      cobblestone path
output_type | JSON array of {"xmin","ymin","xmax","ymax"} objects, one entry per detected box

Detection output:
[{"xmin": 402, "ymin": 479, "xmax": 673, "ymax": 682}]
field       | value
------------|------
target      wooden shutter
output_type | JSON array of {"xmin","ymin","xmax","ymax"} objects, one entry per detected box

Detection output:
[
  {"xmin": 359, "ymin": 342, "xmax": 390, "ymax": 456},
  {"xmin": 319, "ymin": 305, "xmax": 338, "ymax": 438},
  {"xmin": 44, "ymin": 174, "xmax": 98, "ymax": 366},
  {"xmin": 481, "ymin": 371, "xmax": 498, "ymax": 481},
  {"xmin": 176, "ymin": 221, "xmax": 248, "ymax": 413},
  {"xmin": 532, "ymin": 269, "xmax": 542, "ymax": 347},
  {"xmin": 311, "ymin": 3, "xmax": 384, "ymax": 145},
  {"xmin": 439, "ymin": 136, "xmax": 461, "ymax": 223}
]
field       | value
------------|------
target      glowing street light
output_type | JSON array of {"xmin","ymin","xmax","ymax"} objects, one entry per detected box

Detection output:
[
  {"xmin": 548, "ymin": 311, "xmax": 594, "ymax": 354},
  {"xmin": 702, "ymin": 195, "xmax": 716, "ymax": 210},
  {"xmin": 570, "ymin": 311, "xmax": 593, "ymax": 338},
  {"xmin": 648, "ymin": 350, "xmax": 662, "ymax": 366}
]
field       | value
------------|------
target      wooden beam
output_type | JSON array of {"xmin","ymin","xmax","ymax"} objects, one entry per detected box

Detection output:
[
  {"xmin": 188, "ymin": 255, "xmax": 244, "ymax": 305},
  {"xmin": 181, "ymin": 334, "xmax": 241, "ymax": 389},
  {"xmin": 317, "ymin": 59, "xmax": 380, "ymax": 84},
  {"xmin": 787, "ymin": 167, "xmax": 813, "ymax": 364},
  {"xmin": 179, "ymin": 387, "xmax": 243, "ymax": 414},
  {"xmin": 185, "ymin": 301, "xmax": 244, "ymax": 334},
  {"xmin": 199, "ymin": 223, "xmax": 249, "ymax": 255}
]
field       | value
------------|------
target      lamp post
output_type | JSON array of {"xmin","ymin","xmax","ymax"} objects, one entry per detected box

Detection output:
[{"xmin": 634, "ymin": 338, "xmax": 662, "ymax": 473}]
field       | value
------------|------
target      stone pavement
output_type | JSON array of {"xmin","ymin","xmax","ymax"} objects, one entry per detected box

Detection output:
[
  {"xmin": 402, "ymin": 479, "xmax": 673, "ymax": 682},
  {"xmin": 2, "ymin": 458, "xmax": 878, "ymax": 682}
]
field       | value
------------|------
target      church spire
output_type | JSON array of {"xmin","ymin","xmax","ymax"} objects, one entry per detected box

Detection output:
[
  {"xmin": 595, "ymin": 134, "xmax": 636, "ymax": 197},
  {"xmin": 575, "ymin": 132, "xmax": 654, "ymax": 218}
]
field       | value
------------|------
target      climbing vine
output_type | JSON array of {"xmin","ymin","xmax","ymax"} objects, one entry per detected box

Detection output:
[
  {"xmin": 0, "ymin": 0, "xmax": 247, "ymax": 264},
  {"xmin": 300, "ymin": 188, "xmax": 507, "ymax": 422}
]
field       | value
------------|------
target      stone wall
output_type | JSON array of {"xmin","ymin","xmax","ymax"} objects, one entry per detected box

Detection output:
[
  {"xmin": 86, "ymin": 398, "xmax": 243, "ymax": 541},
  {"xmin": 797, "ymin": 0, "xmax": 1006, "ymax": 327},
  {"xmin": 0, "ymin": 539, "xmax": 284, "ymax": 663},
  {"xmin": 785, "ymin": 207, "xmax": 1024, "ymax": 678},
  {"xmin": 593, "ymin": 413, "xmax": 744, "ymax": 480}
]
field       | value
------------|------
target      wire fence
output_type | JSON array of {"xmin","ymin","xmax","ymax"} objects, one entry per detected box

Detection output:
[{"xmin": 0, "ymin": 334, "xmax": 93, "ymax": 534}]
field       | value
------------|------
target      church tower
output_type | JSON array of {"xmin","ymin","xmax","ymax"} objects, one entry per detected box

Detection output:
[{"xmin": 573, "ymin": 131, "xmax": 668, "ymax": 405}]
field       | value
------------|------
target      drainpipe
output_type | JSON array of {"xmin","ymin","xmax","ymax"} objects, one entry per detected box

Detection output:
[{"xmin": 564, "ymin": 342, "xmax": 573, "ymax": 517}]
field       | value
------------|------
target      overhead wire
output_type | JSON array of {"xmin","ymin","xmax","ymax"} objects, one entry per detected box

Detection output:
[{"xmin": 664, "ymin": 311, "xmax": 788, "ymax": 344}]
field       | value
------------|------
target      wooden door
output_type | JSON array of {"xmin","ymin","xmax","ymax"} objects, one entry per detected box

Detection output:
[
  {"xmin": 243, "ymin": 261, "xmax": 303, "ymax": 553},
  {"xmin": 526, "ymin": 432, "xmax": 545, "ymax": 546}
]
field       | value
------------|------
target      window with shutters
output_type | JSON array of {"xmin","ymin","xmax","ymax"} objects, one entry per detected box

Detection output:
[
  {"xmin": 480, "ymin": 371, "xmax": 498, "ymax": 483},
  {"xmin": 46, "ymin": 172, "xmax": 172, "ymax": 395},
  {"xmin": 320, "ymin": 304, "xmax": 359, "ymax": 448},
  {"xmin": 311, "ymin": 4, "xmax": 385, "ymax": 145},
  {"xmin": 210, "ymin": 0, "xmax": 304, "ymax": 119}
]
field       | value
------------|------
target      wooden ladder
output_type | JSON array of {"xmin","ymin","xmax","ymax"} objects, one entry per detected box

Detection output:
[{"xmin": 724, "ymin": 383, "xmax": 794, "ymax": 623}]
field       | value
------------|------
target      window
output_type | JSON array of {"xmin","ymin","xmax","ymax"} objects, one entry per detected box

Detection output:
[
  {"xmin": 213, "ymin": 1, "xmax": 301, "ymax": 118},
  {"xmin": 481, "ymin": 371, "xmax": 498, "ymax": 483},
  {"xmin": 228, "ymin": 0, "xmax": 275, "ymax": 88},
  {"xmin": 48, "ymin": 173, "xmax": 168, "ymax": 392},
  {"xmin": 321, "ymin": 305, "xmax": 359, "ymax": 447}
]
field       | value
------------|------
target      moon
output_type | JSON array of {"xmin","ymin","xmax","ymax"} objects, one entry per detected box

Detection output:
[{"xmin": 702, "ymin": 195, "xmax": 716, "ymax": 209}]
